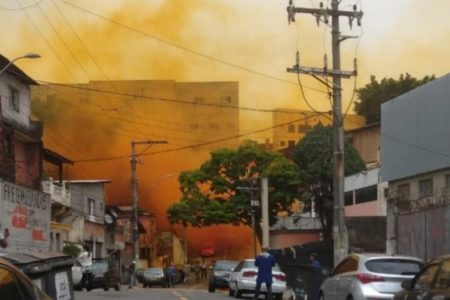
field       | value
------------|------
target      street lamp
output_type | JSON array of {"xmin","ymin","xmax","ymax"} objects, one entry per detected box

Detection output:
[{"xmin": 0, "ymin": 52, "xmax": 41, "ymax": 75}]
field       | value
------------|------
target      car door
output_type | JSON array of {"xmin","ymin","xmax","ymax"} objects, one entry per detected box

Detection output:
[
  {"xmin": 0, "ymin": 263, "xmax": 48, "ymax": 300},
  {"xmin": 401, "ymin": 263, "xmax": 440, "ymax": 300},
  {"xmin": 322, "ymin": 257, "xmax": 354, "ymax": 299},
  {"xmin": 229, "ymin": 261, "xmax": 243, "ymax": 290},
  {"xmin": 425, "ymin": 259, "xmax": 450, "ymax": 299}
]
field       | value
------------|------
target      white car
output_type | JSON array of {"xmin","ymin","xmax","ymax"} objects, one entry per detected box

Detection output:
[
  {"xmin": 319, "ymin": 253, "xmax": 424, "ymax": 300},
  {"xmin": 228, "ymin": 259, "xmax": 286, "ymax": 300}
]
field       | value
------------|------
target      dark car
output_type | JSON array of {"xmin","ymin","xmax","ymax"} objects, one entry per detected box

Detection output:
[
  {"xmin": 142, "ymin": 268, "xmax": 167, "ymax": 288},
  {"xmin": 208, "ymin": 260, "xmax": 238, "ymax": 292},
  {"xmin": 394, "ymin": 254, "xmax": 450, "ymax": 300},
  {"xmin": 135, "ymin": 268, "xmax": 146, "ymax": 284},
  {"xmin": 85, "ymin": 259, "xmax": 120, "ymax": 291},
  {"xmin": 0, "ymin": 257, "xmax": 51, "ymax": 299}
]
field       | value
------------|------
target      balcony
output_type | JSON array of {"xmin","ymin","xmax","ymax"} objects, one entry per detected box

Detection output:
[{"xmin": 42, "ymin": 177, "xmax": 70, "ymax": 207}]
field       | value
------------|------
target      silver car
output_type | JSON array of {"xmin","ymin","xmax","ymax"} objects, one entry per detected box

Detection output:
[
  {"xmin": 319, "ymin": 254, "xmax": 423, "ymax": 300},
  {"xmin": 228, "ymin": 259, "xmax": 286, "ymax": 300}
]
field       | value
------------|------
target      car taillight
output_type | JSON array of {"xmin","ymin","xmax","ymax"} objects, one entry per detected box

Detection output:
[
  {"xmin": 273, "ymin": 274, "xmax": 286, "ymax": 281},
  {"xmin": 242, "ymin": 271, "xmax": 257, "ymax": 277},
  {"xmin": 356, "ymin": 273, "xmax": 385, "ymax": 284}
]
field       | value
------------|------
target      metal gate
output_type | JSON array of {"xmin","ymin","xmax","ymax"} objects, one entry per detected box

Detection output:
[{"xmin": 397, "ymin": 206, "xmax": 450, "ymax": 261}]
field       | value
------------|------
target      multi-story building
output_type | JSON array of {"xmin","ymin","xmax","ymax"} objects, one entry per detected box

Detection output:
[
  {"xmin": 382, "ymin": 73, "xmax": 450, "ymax": 260},
  {"xmin": 0, "ymin": 54, "xmax": 51, "ymax": 252},
  {"xmin": 66, "ymin": 179, "xmax": 110, "ymax": 258},
  {"xmin": 271, "ymin": 108, "xmax": 365, "ymax": 151}
]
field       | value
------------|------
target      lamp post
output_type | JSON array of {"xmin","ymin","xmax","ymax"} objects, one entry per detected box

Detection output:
[{"xmin": 0, "ymin": 53, "xmax": 41, "ymax": 75}]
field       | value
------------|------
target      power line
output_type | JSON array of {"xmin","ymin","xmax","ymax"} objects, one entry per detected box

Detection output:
[
  {"xmin": 56, "ymin": 0, "xmax": 328, "ymax": 94},
  {"xmin": 73, "ymin": 112, "xmax": 322, "ymax": 163}
]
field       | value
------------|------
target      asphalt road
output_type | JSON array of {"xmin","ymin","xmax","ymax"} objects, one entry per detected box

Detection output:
[{"xmin": 74, "ymin": 285, "xmax": 254, "ymax": 300}]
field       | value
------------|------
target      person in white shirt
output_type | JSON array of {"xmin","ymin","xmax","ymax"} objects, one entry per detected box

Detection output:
[{"xmin": 0, "ymin": 228, "xmax": 10, "ymax": 250}]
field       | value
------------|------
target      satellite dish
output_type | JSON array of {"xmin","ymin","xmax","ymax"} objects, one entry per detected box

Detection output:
[{"xmin": 104, "ymin": 214, "xmax": 113, "ymax": 224}]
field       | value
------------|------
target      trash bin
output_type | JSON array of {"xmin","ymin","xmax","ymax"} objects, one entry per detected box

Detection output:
[
  {"xmin": 30, "ymin": 252, "xmax": 74, "ymax": 300},
  {"xmin": 1, "ymin": 251, "xmax": 51, "ymax": 292},
  {"xmin": 2, "ymin": 251, "xmax": 74, "ymax": 300}
]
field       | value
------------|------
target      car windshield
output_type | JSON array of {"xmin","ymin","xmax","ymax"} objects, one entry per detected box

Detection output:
[
  {"xmin": 365, "ymin": 259, "xmax": 423, "ymax": 275},
  {"xmin": 215, "ymin": 261, "xmax": 238, "ymax": 271},
  {"xmin": 243, "ymin": 260, "xmax": 281, "ymax": 271},
  {"xmin": 145, "ymin": 268, "xmax": 163, "ymax": 275}
]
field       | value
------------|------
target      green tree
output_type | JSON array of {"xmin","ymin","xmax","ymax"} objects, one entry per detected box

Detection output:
[
  {"xmin": 354, "ymin": 73, "xmax": 435, "ymax": 124},
  {"xmin": 167, "ymin": 140, "xmax": 300, "ymax": 244},
  {"xmin": 62, "ymin": 243, "xmax": 81, "ymax": 258},
  {"xmin": 292, "ymin": 125, "xmax": 365, "ymax": 240}
]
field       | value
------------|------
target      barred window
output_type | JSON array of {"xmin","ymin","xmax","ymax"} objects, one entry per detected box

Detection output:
[
  {"xmin": 397, "ymin": 183, "xmax": 410, "ymax": 201},
  {"xmin": 419, "ymin": 179, "xmax": 433, "ymax": 198}
]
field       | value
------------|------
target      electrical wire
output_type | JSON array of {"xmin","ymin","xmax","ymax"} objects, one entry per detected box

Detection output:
[
  {"xmin": 73, "ymin": 112, "xmax": 322, "ymax": 163},
  {"xmin": 55, "ymin": 0, "xmax": 328, "ymax": 94},
  {"xmin": 0, "ymin": 0, "xmax": 42, "ymax": 11}
]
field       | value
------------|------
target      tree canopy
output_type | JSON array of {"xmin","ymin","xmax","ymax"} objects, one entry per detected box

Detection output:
[
  {"xmin": 354, "ymin": 73, "xmax": 435, "ymax": 124},
  {"xmin": 167, "ymin": 140, "xmax": 300, "ymax": 244},
  {"xmin": 292, "ymin": 125, "xmax": 365, "ymax": 239}
]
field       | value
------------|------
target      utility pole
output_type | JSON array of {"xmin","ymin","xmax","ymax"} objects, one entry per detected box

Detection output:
[
  {"xmin": 286, "ymin": 0, "xmax": 362, "ymax": 265},
  {"xmin": 130, "ymin": 139, "xmax": 167, "ymax": 285}
]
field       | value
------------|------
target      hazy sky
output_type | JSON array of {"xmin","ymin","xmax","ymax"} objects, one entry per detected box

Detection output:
[{"xmin": 2, "ymin": 0, "xmax": 448, "ymax": 115}]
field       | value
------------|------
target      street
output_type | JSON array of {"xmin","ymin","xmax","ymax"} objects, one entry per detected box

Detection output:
[{"xmin": 75, "ymin": 286, "xmax": 251, "ymax": 300}]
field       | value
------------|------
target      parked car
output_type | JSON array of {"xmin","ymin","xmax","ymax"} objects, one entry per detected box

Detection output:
[
  {"xmin": 85, "ymin": 258, "xmax": 120, "ymax": 291},
  {"xmin": 142, "ymin": 267, "xmax": 167, "ymax": 288},
  {"xmin": 319, "ymin": 253, "xmax": 423, "ymax": 300},
  {"xmin": 228, "ymin": 259, "xmax": 286, "ymax": 300},
  {"xmin": 394, "ymin": 254, "xmax": 450, "ymax": 300},
  {"xmin": 135, "ymin": 268, "xmax": 146, "ymax": 284},
  {"xmin": 208, "ymin": 260, "xmax": 238, "ymax": 292},
  {"xmin": 0, "ymin": 257, "xmax": 51, "ymax": 299}
]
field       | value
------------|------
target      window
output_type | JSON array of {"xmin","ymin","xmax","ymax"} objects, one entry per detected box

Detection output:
[
  {"xmin": 288, "ymin": 140, "xmax": 296, "ymax": 148},
  {"xmin": 88, "ymin": 198, "xmax": 95, "ymax": 216},
  {"xmin": 8, "ymin": 86, "xmax": 19, "ymax": 112},
  {"xmin": 221, "ymin": 96, "xmax": 232, "ymax": 104},
  {"xmin": 355, "ymin": 185, "xmax": 377, "ymax": 204},
  {"xmin": 419, "ymin": 178, "xmax": 433, "ymax": 198},
  {"xmin": 280, "ymin": 141, "xmax": 286, "ymax": 147},
  {"xmin": 288, "ymin": 124, "xmax": 295, "ymax": 133},
  {"xmin": 435, "ymin": 259, "xmax": 450, "ymax": 289},
  {"xmin": 0, "ymin": 266, "xmax": 33, "ymax": 300},
  {"xmin": 415, "ymin": 264, "xmax": 439, "ymax": 290},
  {"xmin": 333, "ymin": 257, "xmax": 358, "ymax": 275},
  {"xmin": 298, "ymin": 124, "xmax": 311, "ymax": 133},
  {"xmin": 397, "ymin": 183, "xmax": 410, "ymax": 201},
  {"xmin": 3, "ymin": 135, "xmax": 12, "ymax": 156},
  {"xmin": 345, "ymin": 191, "xmax": 354, "ymax": 206}
]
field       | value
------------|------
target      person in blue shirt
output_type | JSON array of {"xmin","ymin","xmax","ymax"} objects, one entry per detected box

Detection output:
[
  {"xmin": 254, "ymin": 246, "xmax": 276, "ymax": 300},
  {"xmin": 167, "ymin": 263, "xmax": 177, "ymax": 288},
  {"xmin": 310, "ymin": 253, "xmax": 321, "ymax": 300}
]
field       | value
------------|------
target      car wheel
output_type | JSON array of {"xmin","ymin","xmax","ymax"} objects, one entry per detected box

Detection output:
[
  {"xmin": 115, "ymin": 283, "xmax": 120, "ymax": 291},
  {"xmin": 104, "ymin": 282, "xmax": 110, "ymax": 291},
  {"xmin": 347, "ymin": 296, "xmax": 353, "ymax": 300},
  {"xmin": 319, "ymin": 292, "xmax": 325, "ymax": 300},
  {"xmin": 228, "ymin": 288, "xmax": 234, "ymax": 297},
  {"xmin": 86, "ymin": 285, "xmax": 92, "ymax": 292},
  {"xmin": 143, "ymin": 283, "xmax": 147, "ymax": 288}
]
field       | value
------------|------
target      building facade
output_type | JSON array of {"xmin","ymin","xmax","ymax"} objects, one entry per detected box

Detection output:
[
  {"xmin": 0, "ymin": 55, "xmax": 50, "ymax": 252},
  {"xmin": 381, "ymin": 73, "xmax": 450, "ymax": 260}
]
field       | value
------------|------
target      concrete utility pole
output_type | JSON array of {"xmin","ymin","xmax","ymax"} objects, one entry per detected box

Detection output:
[
  {"xmin": 130, "ymin": 140, "xmax": 167, "ymax": 283},
  {"xmin": 286, "ymin": 0, "xmax": 363, "ymax": 266}
]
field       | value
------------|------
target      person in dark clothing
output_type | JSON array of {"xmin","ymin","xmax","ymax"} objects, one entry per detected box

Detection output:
[
  {"xmin": 128, "ymin": 261, "xmax": 136, "ymax": 288},
  {"xmin": 254, "ymin": 246, "xmax": 276, "ymax": 300},
  {"xmin": 310, "ymin": 253, "xmax": 321, "ymax": 300},
  {"xmin": 167, "ymin": 264, "xmax": 177, "ymax": 288}
]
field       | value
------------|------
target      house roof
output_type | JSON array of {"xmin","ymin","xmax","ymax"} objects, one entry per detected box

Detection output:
[
  {"xmin": 0, "ymin": 54, "xmax": 37, "ymax": 85},
  {"xmin": 65, "ymin": 179, "xmax": 112, "ymax": 184},
  {"xmin": 43, "ymin": 148, "xmax": 73, "ymax": 165}
]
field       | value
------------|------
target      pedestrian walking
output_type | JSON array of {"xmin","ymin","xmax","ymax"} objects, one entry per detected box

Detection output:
[
  {"xmin": 254, "ymin": 246, "xmax": 276, "ymax": 300},
  {"xmin": 128, "ymin": 261, "xmax": 136, "ymax": 289},
  {"xmin": 309, "ymin": 253, "xmax": 321, "ymax": 300},
  {"xmin": 201, "ymin": 260, "xmax": 207, "ymax": 279},
  {"xmin": 167, "ymin": 263, "xmax": 177, "ymax": 288}
]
